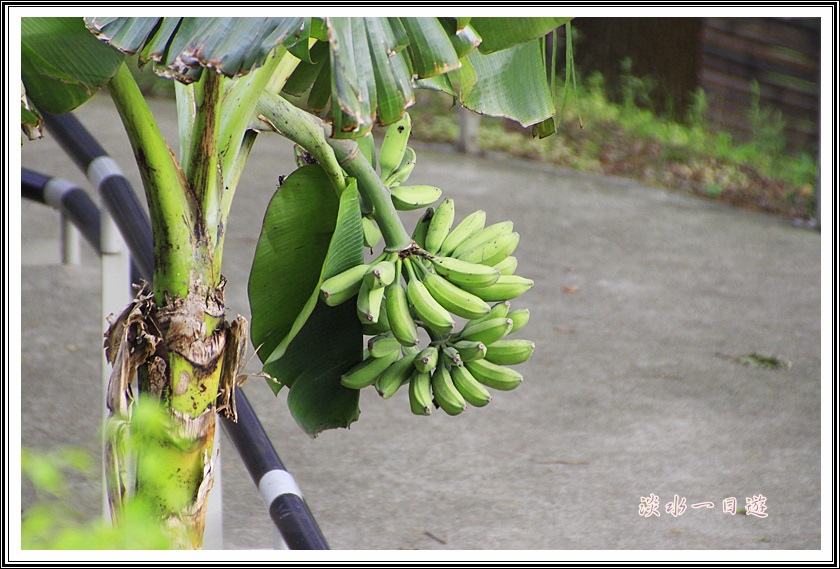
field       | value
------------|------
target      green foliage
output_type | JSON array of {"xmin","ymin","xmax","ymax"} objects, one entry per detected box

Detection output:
[
  {"xmin": 738, "ymin": 352, "xmax": 792, "ymax": 369},
  {"xmin": 21, "ymin": 17, "xmax": 125, "ymax": 115},
  {"xmin": 22, "ymin": 495, "xmax": 174, "ymax": 550},
  {"xmin": 248, "ymin": 166, "xmax": 365, "ymax": 435},
  {"xmin": 618, "ymin": 57, "xmax": 656, "ymax": 111},
  {"xmin": 686, "ymin": 88, "xmax": 708, "ymax": 129},
  {"xmin": 747, "ymin": 80, "xmax": 788, "ymax": 157},
  {"xmin": 22, "ymin": 447, "xmax": 92, "ymax": 498},
  {"xmin": 21, "ymin": 400, "xmax": 181, "ymax": 549}
]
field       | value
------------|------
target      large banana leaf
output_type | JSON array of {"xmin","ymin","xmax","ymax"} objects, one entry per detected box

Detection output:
[
  {"xmin": 85, "ymin": 17, "xmax": 308, "ymax": 83},
  {"xmin": 470, "ymin": 17, "xmax": 572, "ymax": 54},
  {"xmin": 248, "ymin": 165, "xmax": 364, "ymax": 435},
  {"xmin": 81, "ymin": 16, "xmax": 569, "ymax": 133},
  {"xmin": 458, "ymin": 38, "xmax": 555, "ymax": 127},
  {"xmin": 21, "ymin": 17, "xmax": 125, "ymax": 115}
]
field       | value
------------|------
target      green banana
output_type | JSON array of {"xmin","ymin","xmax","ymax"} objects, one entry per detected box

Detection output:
[
  {"xmin": 383, "ymin": 146, "xmax": 416, "ymax": 187},
  {"xmin": 508, "ymin": 308, "xmax": 531, "ymax": 334},
  {"xmin": 468, "ymin": 300, "xmax": 510, "ymax": 326},
  {"xmin": 458, "ymin": 275, "xmax": 534, "ymax": 302},
  {"xmin": 451, "ymin": 340, "xmax": 487, "ymax": 362},
  {"xmin": 464, "ymin": 358, "xmax": 523, "ymax": 391},
  {"xmin": 441, "ymin": 346, "xmax": 463, "ymax": 367},
  {"xmin": 412, "ymin": 207, "xmax": 434, "ymax": 250},
  {"xmin": 450, "ymin": 364, "xmax": 492, "ymax": 407},
  {"xmin": 424, "ymin": 198, "xmax": 455, "ymax": 255},
  {"xmin": 493, "ymin": 256, "xmax": 518, "ymax": 275},
  {"xmin": 375, "ymin": 353, "xmax": 416, "ymax": 399},
  {"xmin": 341, "ymin": 349, "xmax": 400, "ymax": 389},
  {"xmin": 456, "ymin": 231, "xmax": 520, "ymax": 267},
  {"xmin": 429, "ymin": 256, "xmax": 501, "ymax": 288},
  {"xmin": 402, "ymin": 344, "xmax": 421, "ymax": 357},
  {"xmin": 439, "ymin": 209, "xmax": 487, "ymax": 257},
  {"xmin": 432, "ymin": 364, "xmax": 467, "ymax": 415},
  {"xmin": 357, "ymin": 279, "xmax": 385, "ymax": 324},
  {"xmin": 379, "ymin": 113, "xmax": 412, "ymax": 181},
  {"xmin": 320, "ymin": 263, "xmax": 369, "ymax": 307},
  {"xmin": 459, "ymin": 317, "xmax": 513, "ymax": 346},
  {"xmin": 362, "ymin": 300, "xmax": 391, "ymax": 335},
  {"xmin": 409, "ymin": 369, "xmax": 434, "ymax": 415},
  {"xmin": 390, "ymin": 184, "xmax": 442, "ymax": 211},
  {"xmin": 451, "ymin": 220, "xmax": 514, "ymax": 259},
  {"xmin": 421, "ymin": 271, "xmax": 492, "ymax": 320},
  {"xmin": 413, "ymin": 346, "xmax": 439, "ymax": 373},
  {"xmin": 367, "ymin": 333, "xmax": 402, "ymax": 358},
  {"xmin": 364, "ymin": 258, "xmax": 397, "ymax": 290},
  {"xmin": 385, "ymin": 260, "xmax": 420, "ymax": 347},
  {"xmin": 406, "ymin": 278, "xmax": 454, "ymax": 335},
  {"xmin": 362, "ymin": 216, "xmax": 382, "ymax": 249},
  {"xmin": 484, "ymin": 339, "xmax": 536, "ymax": 365}
]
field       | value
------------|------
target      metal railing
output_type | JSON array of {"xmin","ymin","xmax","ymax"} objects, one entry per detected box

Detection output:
[{"xmin": 22, "ymin": 111, "xmax": 329, "ymax": 550}]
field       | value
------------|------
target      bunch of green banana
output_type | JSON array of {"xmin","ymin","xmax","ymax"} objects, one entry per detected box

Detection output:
[
  {"xmin": 404, "ymin": 310, "xmax": 535, "ymax": 413},
  {"xmin": 337, "ymin": 303, "xmax": 534, "ymax": 415},
  {"xmin": 341, "ymin": 337, "xmax": 414, "ymax": 391},
  {"xmin": 319, "ymin": 252, "xmax": 396, "ymax": 307},
  {"xmin": 351, "ymin": 297, "xmax": 534, "ymax": 413},
  {"xmin": 321, "ymin": 132, "xmax": 540, "ymax": 416}
]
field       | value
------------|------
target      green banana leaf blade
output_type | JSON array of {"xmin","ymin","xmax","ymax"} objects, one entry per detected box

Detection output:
[
  {"xmin": 78, "ymin": 15, "xmax": 566, "ymax": 135},
  {"xmin": 470, "ymin": 17, "xmax": 571, "ymax": 53},
  {"xmin": 248, "ymin": 165, "xmax": 364, "ymax": 435},
  {"xmin": 459, "ymin": 38, "xmax": 555, "ymax": 127},
  {"xmin": 84, "ymin": 17, "xmax": 308, "ymax": 83},
  {"xmin": 278, "ymin": 300, "xmax": 362, "ymax": 436},
  {"xmin": 21, "ymin": 17, "xmax": 125, "ymax": 114}
]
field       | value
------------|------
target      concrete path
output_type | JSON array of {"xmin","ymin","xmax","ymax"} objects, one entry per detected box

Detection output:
[{"xmin": 19, "ymin": 95, "xmax": 823, "ymax": 552}]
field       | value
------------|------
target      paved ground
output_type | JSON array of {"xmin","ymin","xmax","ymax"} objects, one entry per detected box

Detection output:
[{"xmin": 19, "ymin": 95, "xmax": 824, "ymax": 554}]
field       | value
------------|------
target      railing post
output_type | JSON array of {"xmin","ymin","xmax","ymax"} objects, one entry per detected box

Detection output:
[
  {"xmin": 60, "ymin": 212, "xmax": 81, "ymax": 265},
  {"xmin": 99, "ymin": 206, "xmax": 131, "ymax": 520},
  {"xmin": 204, "ymin": 418, "xmax": 224, "ymax": 548},
  {"xmin": 457, "ymin": 105, "xmax": 481, "ymax": 154}
]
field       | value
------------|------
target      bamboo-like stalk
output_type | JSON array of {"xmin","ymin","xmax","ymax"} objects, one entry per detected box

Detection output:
[{"xmin": 183, "ymin": 70, "xmax": 223, "ymax": 231}]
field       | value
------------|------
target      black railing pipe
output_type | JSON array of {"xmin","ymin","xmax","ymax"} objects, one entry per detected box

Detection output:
[
  {"xmin": 219, "ymin": 395, "xmax": 329, "ymax": 550},
  {"xmin": 42, "ymin": 112, "xmax": 155, "ymax": 281},
  {"xmin": 22, "ymin": 168, "xmax": 143, "ymax": 285}
]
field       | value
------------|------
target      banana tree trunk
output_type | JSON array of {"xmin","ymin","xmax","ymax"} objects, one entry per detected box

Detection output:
[
  {"xmin": 102, "ymin": 63, "xmax": 248, "ymax": 549},
  {"xmin": 104, "ymin": 276, "xmax": 246, "ymax": 549}
]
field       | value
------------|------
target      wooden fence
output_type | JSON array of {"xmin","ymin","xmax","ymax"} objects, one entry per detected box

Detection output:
[
  {"xmin": 569, "ymin": 17, "xmax": 820, "ymax": 156},
  {"xmin": 699, "ymin": 17, "xmax": 820, "ymax": 155}
]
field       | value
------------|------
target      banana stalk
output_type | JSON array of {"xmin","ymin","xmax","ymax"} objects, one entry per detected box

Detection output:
[
  {"xmin": 326, "ymin": 137, "xmax": 413, "ymax": 251},
  {"xmin": 256, "ymin": 88, "xmax": 415, "ymax": 254}
]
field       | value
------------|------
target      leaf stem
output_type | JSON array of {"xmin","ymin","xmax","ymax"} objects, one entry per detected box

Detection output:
[
  {"xmin": 326, "ymin": 136, "xmax": 413, "ymax": 251},
  {"xmin": 254, "ymin": 91, "xmax": 347, "ymax": 197},
  {"xmin": 254, "ymin": 90, "xmax": 412, "ymax": 250},
  {"xmin": 107, "ymin": 62, "xmax": 195, "ymax": 300}
]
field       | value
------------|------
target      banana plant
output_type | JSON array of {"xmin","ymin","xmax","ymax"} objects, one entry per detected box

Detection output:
[{"xmin": 21, "ymin": 15, "xmax": 571, "ymax": 548}]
